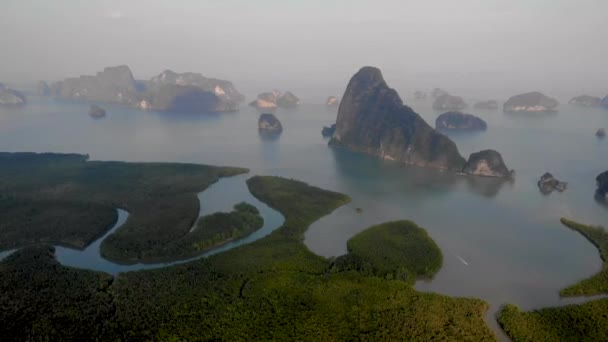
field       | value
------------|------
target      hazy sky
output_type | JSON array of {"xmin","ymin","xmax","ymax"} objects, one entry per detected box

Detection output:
[{"xmin": 1, "ymin": 0, "xmax": 606, "ymax": 100}]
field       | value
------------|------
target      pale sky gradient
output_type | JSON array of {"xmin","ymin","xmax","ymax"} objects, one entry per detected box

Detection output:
[{"xmin": 1, "ymin": 0, "xmax": 606, "ymax": 100}]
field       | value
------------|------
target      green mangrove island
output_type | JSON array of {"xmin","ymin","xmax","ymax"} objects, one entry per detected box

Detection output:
[
  {"xmin": 498, "ymin": 218, "xmax": 608, "ymax": 341},
  {"xmin": 0, "ymin": 156, "xmax": 497, "ymax": 340}
]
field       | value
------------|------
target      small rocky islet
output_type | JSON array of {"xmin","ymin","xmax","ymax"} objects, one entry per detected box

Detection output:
[
  {"xmin": 326, "ymin": 96, "xmax": 339, "ymax": 106},
  {"xmin": 569, "ymin": 95, "xmax": 601, "ymax": 107},
  {"xmin": 537, "ymin": 172, "xmax": 567, "ymax": 194},
  {"xmin": 88, "ymin": 105, "xmax": 106, "ymax": 118},
  {"xmin": 321, "ymin": 124, "xmax": 336, "ymax": 138},
  {"xmin": 258, "ymin": 113, "xmax": 283, "ymax": 136},
  {"xmin": 250, "ymin": 90, "xmax": 300, "ymax": 110},
  {"xmin": 435, "ymin": 111, "xmax": 487, "ymax": 131}
]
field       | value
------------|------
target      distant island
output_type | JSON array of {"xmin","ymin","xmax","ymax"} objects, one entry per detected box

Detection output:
[
  {"xmin": 435, "ymin": 111, "xmax": 487, "ymax": 131},
  {"xmin": 250, "ymin": 90, "xmax": 300, "ymax": 109},
  {"xmin": 47, "ymin": 66, "xmax": 244, "ymax": 113},
  {"xmin": 0, "ymin": 83, "xmax": 26, "ymax": 106},
  {"xmin": 537, "ymin": 172, "xmax": 567, "ymax": 194},
  {"xmin": 88, "ymin": 105, "xmax": 106, "ymax": 118},
  {"xmin": 328, "ymin": 66, "xmax": 512, "ymax": 178},
  {"xmin": 258, "ymin": 113, "xmax": 283, "ymax": 135},
  {"xmin": 432, "ymin": 93, "xmax": 467, "ymax": 111},
  {"xmin": 326, "ymin": 96, "xmax": 339, "ymax": 106},
  {"xmin": 473, "ymin": 100, "xmax": 499, "ymax": 110},
  {"xmin": 503, "ymin": 92, "xmax": 558, "ymax": 114},
  {"xmin": 569, "ymin": 95, "xmax": 601, "ymax": 107}
]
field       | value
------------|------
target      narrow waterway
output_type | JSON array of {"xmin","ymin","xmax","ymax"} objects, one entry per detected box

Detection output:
[{"xmin": 0, "ymin": 174, "xmax": 285, "ymax": 275}]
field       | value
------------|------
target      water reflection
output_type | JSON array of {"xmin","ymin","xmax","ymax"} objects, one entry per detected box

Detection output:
[{"xmin": 329, "ymin": 147, "xmax": 512, "ymax": 199}]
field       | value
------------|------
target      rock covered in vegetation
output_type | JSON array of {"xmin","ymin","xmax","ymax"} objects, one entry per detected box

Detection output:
[
  {"xmin": 597, "ymin": 170, "xmax": 608, "ymax": 201},
  {"xmin": 432, "ymin": 93, "xmax": 467, "ymax": 111},
  {"xmin": 435, "ymin": 111, "xmax": 487, "ymax": 131},
  {"xmin": 569, "ymin": 95, "xmax": 601, "ymax": 107},
  {"xmin": 36, "ymin": 81, "xmax": 51, "ymax": 96},
  {"xmin": 88, "ymin": 105, "xmax": 106, "ymax": 118},
  {"xmin": 326, "ymin": 96, "xmax": 339, "ymax": 106},
  {"xmin": 473, "ymin": 100, "xmax": 498, "ymax": 110},
  {"xmin": 258, "ymin": 113, "xmax": 283, "ymax": 134},
  {"xmin": 463, "ymin": 150, "xmax": 513, "ymax": 178},
  {"xmin": 596, "ymin": 128, "xmax": 606, "ymax": 138},
  {"xmin": 0, "ymin": 84, "xmax": 26, "ymax": 106},
  {"xmin": 330, "ymin": 66, "xmax": 466, "ymax": 172},
  {"xmin": 503, "ymin": 92, "xmax": 559, "ymax": 113},
  {"xmin": 537, "ymin": 172, "xmax": 567, "ymax": 194},
  {"xmin": 321, "ymin": 124, "xmax": 336, "ymax": 137}
]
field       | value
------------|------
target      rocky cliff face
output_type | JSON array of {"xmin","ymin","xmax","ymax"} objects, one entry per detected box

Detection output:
[
  {"xmin": 462, "ymin": 150, "xmax": 513, "ymax": 178},
  {"xmin": 435, "ymin": 112, "xmax": 487, "ymax": 131},
  {"xmin": 569, "ymin": 95, "xmax": 601, "ymax": 107},
  {"xmin": 0, "ymin": 86, "xmax": 26, "ymax": 106},
  {"xmin": 503, "ymin": 92, "xmax": 558, "ymax": 113},
  {"xmin": 432, "ymin": 94, "xmax": 467, "ymax": 111},
  {"xmin": 329, "ymin": 67, "xmax": 466, "ymax": 172}
]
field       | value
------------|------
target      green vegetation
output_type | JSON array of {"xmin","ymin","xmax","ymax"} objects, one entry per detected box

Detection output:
[
  {"xmin": 0, "ymin": 152, "xmax": 247, "ymax": 263},
  {"xmin": 498, "ymin": 300, "xmax": 608, "ymax": 341},
  {"xmin": 0, "ymin": 245, "xmax": 115, "ymax": 341},
  {"xmin": 0, "ymin": 196, "xmax": 117, "ymax": 250},
  {"xmin": 498, "ymin": 218, "xmax": 608, "ymax": 341},
  {"xmin": 106, "ymin": 176, "xmax": 494, "ymax": 340},
  {"xmin": 0, "ymin": 173, "xmax": 496, "ymax": 340},
  {"xmin": 335, "ymin": 220, "xmax": 443, "ymax": 283},
  {"xmin": 559, "ymin": 218, "xmax": 608, "ymax": 296},
  {"xmin": 143, "ymin": 202, "xmax": 264, "ymax": 261}
]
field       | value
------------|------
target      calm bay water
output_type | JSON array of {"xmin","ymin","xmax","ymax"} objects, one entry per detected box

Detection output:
[{"xmin": 1, "ymin": 96, "xmax": 607, "ymax": 337}]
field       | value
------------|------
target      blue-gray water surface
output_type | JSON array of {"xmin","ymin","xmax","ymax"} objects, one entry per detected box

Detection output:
[{"xmin": 1, "ymin": 96, "xmax": 607, "ymax": 338}]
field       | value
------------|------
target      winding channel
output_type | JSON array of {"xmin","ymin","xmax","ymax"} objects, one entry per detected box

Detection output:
[{"xmin": 0, "ymin": 174, "xmax": 285, "ymax": 275}]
